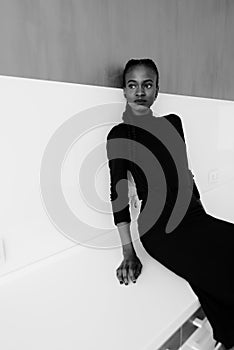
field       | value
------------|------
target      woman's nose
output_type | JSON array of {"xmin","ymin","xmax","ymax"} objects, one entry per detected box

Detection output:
[{"xmin": 136, "ymin": 86, "xmax": 146, "ymax": 96}]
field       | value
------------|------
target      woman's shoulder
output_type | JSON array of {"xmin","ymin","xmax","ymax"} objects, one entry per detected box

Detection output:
[
  {"xmin": 162, "ymin": 113, "xmax": 183, "ymax": 127},
  {"xmin": 106, "ymin": 122, "xmax": 128, "ymax": 140},
  {"xmin": 162, "ymin": 114, "xmax": 185, "ymax": 141},
  {"xmin": 163, "ymin": 113, "xmax": 181, "ymax": 122}
]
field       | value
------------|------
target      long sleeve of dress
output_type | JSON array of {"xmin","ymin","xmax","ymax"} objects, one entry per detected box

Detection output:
[
  {"xmin": 106, "ymin": 125, "xmax": 131, "ymax": 226},
  {"xmin": 170, "ymin": 114, "xmax": 201, "ymax": 200}
]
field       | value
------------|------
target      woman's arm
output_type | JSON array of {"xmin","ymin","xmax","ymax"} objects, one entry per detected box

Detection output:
[
  {"xmin": 106, "ymin": 125, "xmax": 132, "ymax": 225},
  {"xmin": 116, "ymin": 221, "xmax": 143, "ymax": 286},
  {"xmin": 106, "ymin": 126, "xmax": 137, "ymax": 258},
  {"xmin": 117, "ymin": 222, "xmax": 136, "ymax": 257}
]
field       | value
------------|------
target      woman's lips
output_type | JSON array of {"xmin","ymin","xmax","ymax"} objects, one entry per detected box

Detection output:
[{"xmin": 135, "ymin": 100, "xmax": 147, "ymax": 104}]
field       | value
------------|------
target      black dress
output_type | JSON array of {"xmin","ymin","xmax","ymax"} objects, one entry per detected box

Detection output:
[{"xmin": 106, "ymin": 113, "xmax": 234, "ymax": 348}]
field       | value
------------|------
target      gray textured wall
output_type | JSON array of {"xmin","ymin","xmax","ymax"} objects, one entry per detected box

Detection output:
[{"xmin": 0, "ymin": 0, "xmax": 233, "ymax": 100}]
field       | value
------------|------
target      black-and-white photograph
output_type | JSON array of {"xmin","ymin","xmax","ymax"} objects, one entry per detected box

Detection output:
[{"xmin": 0, "ymin": 1, "xmax": 233, "ymax": 349}]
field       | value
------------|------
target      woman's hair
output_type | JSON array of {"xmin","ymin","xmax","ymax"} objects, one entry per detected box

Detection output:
[{"xmin": 122, "ymin": 58, "xmax": 159, "ymax": 89}]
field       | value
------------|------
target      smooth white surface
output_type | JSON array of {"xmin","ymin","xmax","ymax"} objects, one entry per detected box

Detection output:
[{"xmin": 0, "ymin": 235, "xmax": 199, "ymax": 350}]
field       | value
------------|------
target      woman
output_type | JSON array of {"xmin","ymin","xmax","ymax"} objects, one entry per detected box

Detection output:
[{"xmin": 106, "ymin": 58, "xmax": 234, "ymax": 349}]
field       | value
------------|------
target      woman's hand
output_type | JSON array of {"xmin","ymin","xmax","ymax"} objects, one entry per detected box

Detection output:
[
  {"xmin": 116, "ymin": 252, "xmax": 143, "ymax": 286},
  {"xmin": 130, "ymin": 194, "xmax": 138, "ymax": 209}
]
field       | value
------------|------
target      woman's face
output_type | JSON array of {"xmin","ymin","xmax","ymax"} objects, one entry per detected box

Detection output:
[{"xmin": 123, "ymin": 65, "xmax": 159, "ymax": 115}]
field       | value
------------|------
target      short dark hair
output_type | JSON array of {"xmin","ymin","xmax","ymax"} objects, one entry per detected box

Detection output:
[{"xmin": 122, "ymin": 58, "xmax": 159, "ymax": 89}]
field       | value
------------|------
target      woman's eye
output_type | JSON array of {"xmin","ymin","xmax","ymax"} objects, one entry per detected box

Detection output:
[
  {"xmin": 128, "ymin": 83, "xmax": 152, "ymax": 89},
  {"xmin": 145, "ymin": 83, "xmax": 152, "ymax": 89}
]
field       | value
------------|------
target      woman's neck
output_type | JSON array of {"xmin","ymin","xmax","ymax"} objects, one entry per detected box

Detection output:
[{"xmin": 127, "ymin": 102, "xmax": 152, "ymax": 116}]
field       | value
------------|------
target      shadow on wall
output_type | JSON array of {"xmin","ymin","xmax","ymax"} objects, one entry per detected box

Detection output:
[{"xmin": 105, "ymin": 65, "xmax": 124, "ymax": 88}]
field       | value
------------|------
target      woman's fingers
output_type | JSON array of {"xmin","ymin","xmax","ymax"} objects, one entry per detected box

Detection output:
[
  {"xmin": 116, "ymin": 267, "xmax": 124, "ymax": 284},
  {"xmin": 116, "ymin": 256, "xmax": 143, "ymax": 285},
  {"xmin": 130, "ymin": 195, "xmax": 138, "ymax": 209},
  {"xmin": 116, "ymin": 263, "xmax": 142, "ymax": 285},
  {"xmin": 128, "ymin": 268, "xmax": 136, "ymax": 283},
  {"xmin": 122, "ymin": 265, "xmax": 129, "ymax": 285},
  {"xmin": 135, "ymin": 264, "xmax": 142, "ymax": 279},
  {"xmin": 116, "ymin": 264, "xmax": 128, "ymax": 285}
]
